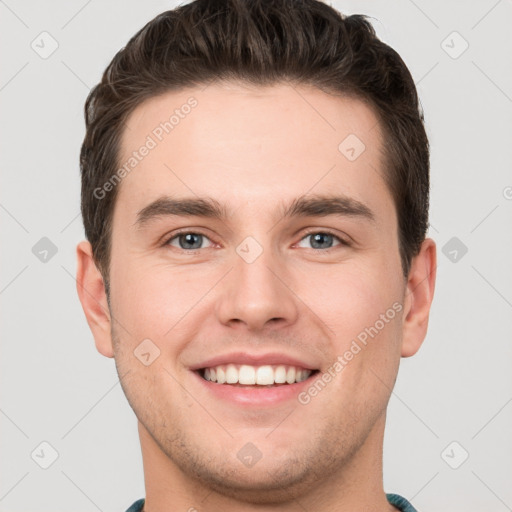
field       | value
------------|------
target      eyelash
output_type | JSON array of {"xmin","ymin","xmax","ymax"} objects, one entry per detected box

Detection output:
[
  {"xmin": 299, "ymin": 228, "xmax": 351, "ymax": 250},
  {"xmin": 162, "ymin": 228, "xmax": 351, "ymax": 252}
]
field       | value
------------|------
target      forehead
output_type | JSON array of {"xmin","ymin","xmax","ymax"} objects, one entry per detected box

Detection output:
[{"xmin": 115, "ymin": 82, "xmax": 390, "ymax": 222}]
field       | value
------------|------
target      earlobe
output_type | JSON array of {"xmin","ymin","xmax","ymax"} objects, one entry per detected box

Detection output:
[
  {"xmin": 75, "ymin": 240, "xmax": 114, "ymax": 358},
  {"xmin": 401, "ymin": 238, "xmax": 437, "ymax": 357}
]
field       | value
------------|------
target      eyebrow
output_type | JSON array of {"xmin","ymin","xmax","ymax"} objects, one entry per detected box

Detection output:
[{"xmin": 134, "ymin": 193, "xmax": 375, "ymax": 228}]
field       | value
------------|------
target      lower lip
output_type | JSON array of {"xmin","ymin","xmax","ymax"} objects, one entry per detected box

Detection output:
[{"xmin": 192, "ymin": 370, "xmax": 319, "ymax": 407}]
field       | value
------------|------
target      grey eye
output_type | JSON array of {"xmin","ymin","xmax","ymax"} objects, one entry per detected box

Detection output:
[
  {"xmin": 297, "ymin": 232, "xmax": 342, "ymax": 250},
  {"xmin": 167, "ymin": 232, "xmax": 213, "ymax": 250}
]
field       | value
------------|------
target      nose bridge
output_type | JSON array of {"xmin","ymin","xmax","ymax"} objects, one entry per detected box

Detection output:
[{"xmin": 215, "ymin": 233, "xmax": 299, "ymax": 331}]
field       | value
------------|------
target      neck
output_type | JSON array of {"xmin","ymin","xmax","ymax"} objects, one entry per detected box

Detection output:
[{"xmin": 139, "ymin": 412, "xmax": 397, "ymax": 512}]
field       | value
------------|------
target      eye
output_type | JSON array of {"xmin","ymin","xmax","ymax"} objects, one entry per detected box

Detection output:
[
  {"xmin": 162, "ymin": 229, "xmax": 349, "ymax": 252},
  {"xmin": 296, "ymin": 231, "xmax": 348, "ymax": 250},
  {"xmin": 165, "ymin": 231, "xmax": 215, "ymax": 250}
]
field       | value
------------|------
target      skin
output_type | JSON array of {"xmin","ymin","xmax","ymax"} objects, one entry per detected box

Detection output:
[{"xmin": 76, "ymin": 82, "xmax": 436, "ymax": 512}]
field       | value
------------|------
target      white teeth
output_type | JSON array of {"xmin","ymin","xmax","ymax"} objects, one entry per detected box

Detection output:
[
  {"xmin": 216, "ymin": 366, "xmax": 226, "ymax": 384},
  {"xmin": 274, "ymin": 365, "xmax": 287, "ymax": 383},
  {"xmin": 201, "ymin": 364, "xmax": 313, "ymax": 385},
  {"xmin": 256, "ymin": 365, "xmax": 274, "ymax": 385},
  {"xmin": 226, "ymin": 364, "xmax": 238, "ymax": 384},
  {"xmin": 239, "ymin": 365, "xmax": 256, "ymax": 385},
  {"xmin": 286, "ymin": 366, "xmax": 296, "ymax": 384}
]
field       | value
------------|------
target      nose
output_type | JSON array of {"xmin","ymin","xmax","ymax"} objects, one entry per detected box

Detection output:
[{"xmin": 215, "ymin": 240, "xmax": 299, "ymax": 332}]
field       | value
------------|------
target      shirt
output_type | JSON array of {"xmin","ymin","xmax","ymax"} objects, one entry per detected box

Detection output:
[{"xmin": 125, "ymin": 492, "xmax": 418, "ymax": 511}]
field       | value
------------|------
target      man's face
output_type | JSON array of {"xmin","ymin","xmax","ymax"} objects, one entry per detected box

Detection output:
[{"xmin": 107, "ymin": 82, "xmax": 407, "ymax": 497}]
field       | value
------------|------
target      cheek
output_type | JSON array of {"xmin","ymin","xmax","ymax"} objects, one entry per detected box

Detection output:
[
  {"xmin": 110, "ymin": 258, "xmax": 218, "ymax": 345},
  {"xmin": 299, "ymin": 262, "xmax": 402, "ymax": 340},
  {"xmin": 328, "ymin": 269, "xmax": 403, "ymax": 391},
  {"xmin": 111, "ymin": 268, "xmax": 164, "ymax": 340},
  {"xmin": 297, "ymin": 261, "xmax": 405, "ymax": 397}
]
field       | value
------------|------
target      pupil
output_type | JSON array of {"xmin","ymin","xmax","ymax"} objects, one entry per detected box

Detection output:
[
  {"xmin": 311, "ymin": 233, "xmax": 332, "ymax": 249},
  {"xmin": 180, "ymin": 233, "xmax": 202, "ymax": 249}
]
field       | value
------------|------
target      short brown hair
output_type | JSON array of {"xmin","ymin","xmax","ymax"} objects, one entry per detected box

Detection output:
[{"xmin": 80, "ymin": 0, "xmax": 429, "ymax": 295}]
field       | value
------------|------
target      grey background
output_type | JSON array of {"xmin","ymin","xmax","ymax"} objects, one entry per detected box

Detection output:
[{"xmin": 1, "ymin": 1, "xmax": 511, "ymax": 511}]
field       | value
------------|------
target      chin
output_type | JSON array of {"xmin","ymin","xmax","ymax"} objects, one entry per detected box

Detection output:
[{"xmin": 190, "ymin": 462, "xmax": 314, "ymax": 505}]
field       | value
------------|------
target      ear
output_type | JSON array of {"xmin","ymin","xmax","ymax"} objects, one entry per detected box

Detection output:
[
  {"xmin": 401, "ymin": 237, "xmax": 437, "ymax": 357},
  {"xmin": 75, "ymin": 240, "xmax": 114, "ymax": 358}
]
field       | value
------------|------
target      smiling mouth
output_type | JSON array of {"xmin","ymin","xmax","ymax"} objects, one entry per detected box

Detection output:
[{"xmin": 196, "ymin": 364, "xmax": 320, "ymax": 387}]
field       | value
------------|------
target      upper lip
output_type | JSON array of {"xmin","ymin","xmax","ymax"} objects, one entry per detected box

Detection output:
[{"xmin": 189, "ymin": 352, "xmax": 319, "ymax": 371}]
